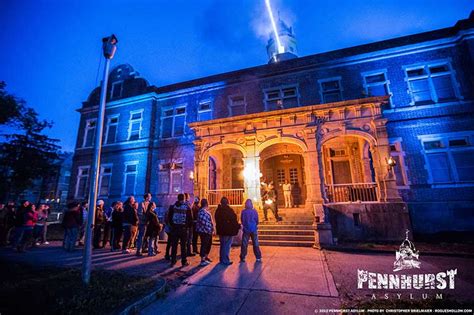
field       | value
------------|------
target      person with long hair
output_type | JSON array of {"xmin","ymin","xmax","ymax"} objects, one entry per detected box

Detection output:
[
  {"xmin": 239, "ymin": 199, "xmax": 262, "ymax": 263},
  {"xmin": 215, "ymin": 197, "xmax": 240, "ymax": 265},
  {"xmin": 122, "ymin": 196, "xmax": 138, "ymax": 254}
]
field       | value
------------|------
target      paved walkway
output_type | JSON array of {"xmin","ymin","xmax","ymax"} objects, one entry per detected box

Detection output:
[
  {"xmin": 0, "ymin": 243, "xmax": 340, "ymax": 314},
  {"xmin": 142, "ymin": 246, "xmax": 340, "ymax": 315}
]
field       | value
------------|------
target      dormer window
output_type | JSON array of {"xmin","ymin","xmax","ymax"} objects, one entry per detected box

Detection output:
[{"xmin": 111, "ymin": 81, "xmax": 123, "ymax": 99}]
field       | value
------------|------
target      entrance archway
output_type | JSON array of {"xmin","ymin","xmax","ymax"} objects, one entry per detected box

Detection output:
[{"xmin": 259, "ymin": 143, "xmax": 306, "ymax": 208}]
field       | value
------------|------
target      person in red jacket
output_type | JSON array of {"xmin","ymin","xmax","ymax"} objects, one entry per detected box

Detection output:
[{"xmin": 17, "ymin": 204, "xmax": 37, "ymax": 252}]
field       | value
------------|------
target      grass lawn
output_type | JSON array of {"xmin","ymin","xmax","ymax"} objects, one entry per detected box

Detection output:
[{"xmin": 0, "ymin": 261, "xmax": 157, "ymax": 315}]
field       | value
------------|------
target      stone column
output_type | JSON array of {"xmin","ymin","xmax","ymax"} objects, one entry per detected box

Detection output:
[
  {"xmin": 243, "ymin": 138, "xmax": 262, "ymax": 208},
  {"xmin": 309, "ymin": 117, "xmax": 334, "ymax": 248}
]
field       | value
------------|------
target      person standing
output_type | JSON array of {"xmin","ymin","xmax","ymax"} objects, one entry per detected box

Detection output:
[
  {"xmin": 122, "ymin": 196, "xmax": 138, "ymax": 254},
  {"xmin": 41, "ymin": 204, "xmax": 51, "ymax": 245},
  {"xmin": 0, "ymin": 202, "xmax": 15, "ymax": 246},
  {"xmin": 183, "ymin": 193, "xmax": 195, "ymax": 257},
  {"xmin": 11, "ymin": 200, "xmax": 29, "ymax": 251},
  {"xmin": 215, "ymin": 197, "xmax": 240, "ymax": 266},
  {"xmin": 263, "ymin": 184, "xmax": 282, "ymax": 222},
  {"xmin": 102, "ymin": 203, "xmax": 113, "ymax": 248},
  {"xmin": 239, "ymin": 199, "xmax": 262, "ymax": 263},
  {"xmin": 195, "ymin": 198, "xmax": 214, "ymax": 266},
  {"xmin": 145, "ymin": 202, "xmax": 161, "ymax": 256},
  {"xmin": 78, "ymin": 201, "xmax": 88, "ymax": 246},
  {"xmin": 168, "ymin": 193, "xmax": 193, "ymax": 267},
  {"xmin": 18, "ymin": 204, "xmax": 37, "ymax": 252},
  {"xmin": 136, "ymin": 193, "xmax": 153, "ymax": 256},
  {"xmin": 62, "ymin": 202, "xmax": 81, "ymax": 252},
  {"xmin": 93, "ymin": 200, "xmax": 105, "ymax": 249},
  {"xmin": 111, "ymin": 201, "xmax": 124, "ymax": 251},
  {"xmin": 282, "ymin": 179, "xmax": 292, "ymax": 208},
  {"xmin": 33, "ymin": 204, "xmax": 48, "ymax": 246},
  {"xmin": 191, "ymin": 197, "xmax": 200, "ymax": 255}
]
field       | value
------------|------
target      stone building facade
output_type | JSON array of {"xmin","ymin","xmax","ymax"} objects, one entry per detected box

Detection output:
[{"xmin": 69, "ymin": 13, "xmax": 474, "ymax": 244}]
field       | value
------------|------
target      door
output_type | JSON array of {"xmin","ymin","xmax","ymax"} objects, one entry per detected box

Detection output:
[{"xmin": 331, "ymin": 160, "xmax": 352, "ymax": 184}]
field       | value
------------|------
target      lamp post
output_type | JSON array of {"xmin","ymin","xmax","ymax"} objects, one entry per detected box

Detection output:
[{"xmin": 82, "ymin": 34, "xmax": 118, "ymax": 285}]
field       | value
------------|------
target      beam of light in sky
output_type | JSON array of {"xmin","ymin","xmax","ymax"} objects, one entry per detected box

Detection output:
[{"xmin": 265, "ymin": 0, "xmax": 285, "ymax": 54}]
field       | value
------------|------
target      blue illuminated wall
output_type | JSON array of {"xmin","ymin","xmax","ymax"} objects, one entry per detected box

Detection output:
[{"xmin": 69, "ymin": 12, "xmax": 474, "ymax": 235}]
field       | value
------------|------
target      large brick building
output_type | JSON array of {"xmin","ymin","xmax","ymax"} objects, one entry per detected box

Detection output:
[{"xmin": 70, "ymin": 12, "xmax": 474, "ymax": 245}]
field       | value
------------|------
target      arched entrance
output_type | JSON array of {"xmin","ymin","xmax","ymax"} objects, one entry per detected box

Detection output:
[
  {"xmin": 259, "ymin": 143, "xmax": 306, "ymax": 208},
  {"xmin": 322, "ymin": 135, "xmax": 379, "ymax": 203},
  {"xmin": 206, "ymin": 147, "xmax": 244, "ymax": 206}
]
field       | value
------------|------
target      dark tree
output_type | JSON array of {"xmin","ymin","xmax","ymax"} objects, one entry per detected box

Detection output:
[{"xmin": 0, "ymin": 82, "xmax": 61, "ymax": 201}]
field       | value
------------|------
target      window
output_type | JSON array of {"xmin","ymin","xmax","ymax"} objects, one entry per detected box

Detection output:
[
  {"xmin": 170, "ymin": 171, "xmax": 183, "ymax": 194},
  {"xmin": 228, "ymin": 95, "xmax": 247, "ymax": 116},
  {"xmin": 276, "ymin": 169, "xmax": 286, "ymax": 184},
  {"xmin": 158, "ymin": 171, "xmax": 170, "ymax": 194},
  {"xmin": 289, "ymin": 168, "xmax": 299, "ymax": 184},
  {"xmin": 389, "ymin": 140, "xmax": 409, "ymax": 187},
  {"xmin": 319, "ymin": 78, "xmax": 343, "ymax": 103},
  {"xmin": 405, "ymin": 62, "xmax": 459, "ymax": 105},
  {"xmin": 75, "ymin": 166, "xmax": 90, "ymax": 199},
  {"xmin": 123, "ymin": 162, "xmax": 138, "ymax": 196},
  {"xmin": 99, "ymin": 164, "xmax": 112, "ymax": 196},
  {"xmin": 82, "ymin": 119, "xmax": 96, "ymax": 148},
  {"xmin": 264, "ymin": 86, "xmax": 299, "ymax": 111},
  {"xmin": 362, "ymin": 71, "xmax": 392, "ymax": 108},
  {"xmin": 105, "ymin": 116, "xmax": 119, "ymax": 144},
  {"xmin": 420, "ymin": 132, "xmax": 474, "ymax": 185},
  {"xmin": 198, "ymin": 101, "xmax": 212, "ymax": 121},
  {"xmin": 110, "ymin": 81, "xmax": 123, "ymax": 99},
  {"xmin": 161, "ymin": 105, "xmax": 186, "ymax": 138},
  {"xmin": 128, "ymin": 110, "xmax": 143, "ymax": 141}
]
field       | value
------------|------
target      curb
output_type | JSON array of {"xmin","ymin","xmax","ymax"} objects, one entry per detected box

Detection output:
[
  {"xmin": 118, "ymin": 278, "xmax": 167, "ymax": 315},
  {"xmin": 323, "ymin": 246, "xmax": 474, "ymax": 258}
]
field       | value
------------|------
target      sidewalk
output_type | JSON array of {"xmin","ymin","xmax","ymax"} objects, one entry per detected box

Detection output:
[
  {"xmin": 0, "ymin": 242, "xmax": 341, "ymax": 314},
  {"xmin": 142, "ymin": 246, "xmax": 340, "ymax": 315}
]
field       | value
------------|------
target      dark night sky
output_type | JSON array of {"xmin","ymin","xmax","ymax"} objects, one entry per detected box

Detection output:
[{"xmin": 1, "ymin": 0, "xmax": 473, "ymax": 151}]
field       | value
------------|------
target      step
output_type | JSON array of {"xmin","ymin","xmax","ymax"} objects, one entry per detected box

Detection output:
[
  {"xmin": 259, "ymin": 224, "xmax": 313, "ymax": 230},
  {"xmin": 259, "ymin": 229, "xmax": 314, "ymax": 236},
  {"xmin": 260, "ymin": 221, "xmax": 314, "ymax": 226},
  {"xmin": 258, "ymin": 240, "xmax": 314, "ymax": 247},
  {"xmin": 258, "ymin": 234, "xmax": 315, "ymax": 242}
]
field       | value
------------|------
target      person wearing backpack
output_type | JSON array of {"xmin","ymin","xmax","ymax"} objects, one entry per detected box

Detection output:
[
  {"xmin": 215, "ymin": 197, "xmax": 240, "ymax": 265},
  {"xmin": 167, "ymin": 193, "xmax": 193, "ymax": 267}
]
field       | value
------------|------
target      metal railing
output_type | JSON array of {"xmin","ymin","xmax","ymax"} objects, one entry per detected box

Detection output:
[
  {"xmin": 206, "ymin": 188, "xmax": 245, "ymax": 206},
  {"xmin": 325, "ymin": 182, "xmax": 378, "ymax": 203}
]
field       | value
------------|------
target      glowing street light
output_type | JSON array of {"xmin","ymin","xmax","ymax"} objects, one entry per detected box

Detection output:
[{"xmin": 82, "ymin": 34, "xmax": 118, "ymax": 285}]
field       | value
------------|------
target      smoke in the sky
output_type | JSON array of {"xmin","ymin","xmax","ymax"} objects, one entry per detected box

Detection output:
[{"xmin": 251, "ymin": 0, "xmax": 296, "ymax": 42}]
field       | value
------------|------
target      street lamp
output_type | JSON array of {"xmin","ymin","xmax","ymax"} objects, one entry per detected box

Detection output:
[{"xmin": 82, "ymin": 34, "xmax": 118, "ymax": 285}]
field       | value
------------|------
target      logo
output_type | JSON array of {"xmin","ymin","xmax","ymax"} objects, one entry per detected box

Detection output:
[{"xmin": 393, "ymin": 230, "xmax": 420, "ymax": 272}]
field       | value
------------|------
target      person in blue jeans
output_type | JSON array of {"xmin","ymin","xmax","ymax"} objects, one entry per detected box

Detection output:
[
  {"xmin": 239, "ymin": 199, "xmax": 262, "ymax": 263},
  {"xmin": 215, "ymin": 197, "xmax": 240, "ymax": 266}
]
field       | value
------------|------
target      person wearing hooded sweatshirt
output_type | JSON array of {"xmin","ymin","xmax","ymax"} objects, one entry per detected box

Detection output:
[
  {"xmin": 215, "ymin": 197, "xmax": 240, "ymax": 265},
  {"xmin": 239, "ymin": 199, "xmax": 262, "ymax": 263},
  {"xmin": 168, "ymin": 193, "xmax": 193, "ymax": 267},
  {"xmin": 93, "ymin": 200, "xmax": 105, "ymax": 249}
]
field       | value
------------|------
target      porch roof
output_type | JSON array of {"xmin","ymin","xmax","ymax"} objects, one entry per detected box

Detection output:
[{"xmin": 188, "ymin": 96, "xmax": 389, "ymax": 129}]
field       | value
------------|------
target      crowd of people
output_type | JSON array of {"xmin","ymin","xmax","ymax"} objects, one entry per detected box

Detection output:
[
  {"xmin": 0, "ymin": 201, "xmax": 51, "ymax": 252},
  {"xmin": 0, "ymin": 192, "xmax": 265, "ymax": 267}
]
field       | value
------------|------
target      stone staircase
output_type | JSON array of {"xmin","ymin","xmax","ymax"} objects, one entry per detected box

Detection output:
[{"xmin": 257, "ymin": 207, "xmax": 315, "ymax": 247}]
